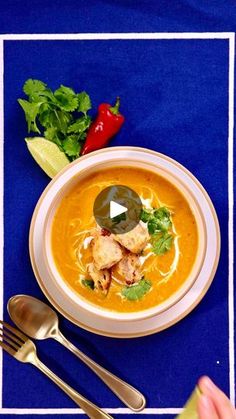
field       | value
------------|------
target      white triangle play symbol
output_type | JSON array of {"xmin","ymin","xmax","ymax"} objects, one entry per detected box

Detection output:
[{"xmin": 110, "ymin": 200, "xmax": 128, "ymax": 219}]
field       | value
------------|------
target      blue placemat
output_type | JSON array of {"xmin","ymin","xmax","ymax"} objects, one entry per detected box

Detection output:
[{"xmin": 0, "ymin": 2, "xmax": 235, "ymax": 419}]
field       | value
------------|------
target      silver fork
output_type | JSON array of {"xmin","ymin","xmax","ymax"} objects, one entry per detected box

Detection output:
[{"xmin": 0, "ymin": 320, "xmax": 113, "ymax": 419}]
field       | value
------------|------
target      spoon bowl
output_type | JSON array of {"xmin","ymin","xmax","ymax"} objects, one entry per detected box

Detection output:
[{"xmin": 8, "ymin": 295, "xmax": 59, "ymax": 339}]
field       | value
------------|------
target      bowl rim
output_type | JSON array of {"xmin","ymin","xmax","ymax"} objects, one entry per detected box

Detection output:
[{"xmin": 29, "ymin": 147, "xmax": 221, "ymax": 332}]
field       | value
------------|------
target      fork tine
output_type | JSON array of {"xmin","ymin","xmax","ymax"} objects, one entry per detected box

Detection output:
[
  {"xmin": 0, "ymin": 326, "xmax": 25, "ymax": 347},
  {"xmin": 0, "ymin": 332, "xmax": 19, "ymax": 351},
  {"xmin": 0, "ymin": 339, "xmax": 16, "ymax": 356},
  {"xmin": 0, "ymin": 321, "xmax": 27, "ymax": 342}
]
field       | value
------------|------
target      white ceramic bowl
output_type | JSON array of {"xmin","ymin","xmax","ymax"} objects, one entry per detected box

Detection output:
[{"xmin": 29, "ymin": 147, "xmax": 220, "ymax": 329}]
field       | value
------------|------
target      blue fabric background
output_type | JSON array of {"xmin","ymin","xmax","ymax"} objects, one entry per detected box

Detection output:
[
  {"xmin": 1, "ymin": 1, "xmax": 235, "ymax": 418},
  {"xmin": 0, "ymin": 0, "xmax": 236, "ymax": 34}
]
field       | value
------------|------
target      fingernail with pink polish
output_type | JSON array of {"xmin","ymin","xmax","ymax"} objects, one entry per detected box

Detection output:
[{"xmin": 203, "ymin": 376, "xmax": 215, "ymax": 391}]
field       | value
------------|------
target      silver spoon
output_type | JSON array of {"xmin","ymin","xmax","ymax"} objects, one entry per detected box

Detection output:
[{"xmin": 8, "ymin": 294, "xmax": 146, "ymax": 412}]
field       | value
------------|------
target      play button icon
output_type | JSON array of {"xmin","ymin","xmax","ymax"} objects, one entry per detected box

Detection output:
[
  {"xmin": 93, "ymin": 185, "xmax": 142, "ymax": 234},
  {"xmin": 110, "ymin": 201, "xmax": 128, "ymax": 219}
]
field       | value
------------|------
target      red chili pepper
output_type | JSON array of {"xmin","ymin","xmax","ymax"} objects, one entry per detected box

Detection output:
[{"xmin": 81, "ymin": 97, "xmax": 124, "ymax": 155}]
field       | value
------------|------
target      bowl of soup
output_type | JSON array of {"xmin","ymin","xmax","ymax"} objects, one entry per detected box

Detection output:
[{"xmin": 30, "ymin": 147, "xmax": 220, "ymax": 323}]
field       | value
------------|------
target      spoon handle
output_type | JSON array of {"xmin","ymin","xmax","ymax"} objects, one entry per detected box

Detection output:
[
  {"xmin": 54, "ymin": 331, "xmax": 146, "ymax": 412},
  {"xmin": 33, "ymin": 357, "xmax": 113, "ymax": 419}
]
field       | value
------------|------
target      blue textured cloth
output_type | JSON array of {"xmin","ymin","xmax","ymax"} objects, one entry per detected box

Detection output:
[{"xmin": 1, "ymin": 2, "xmax": 235, "ymax": 419}]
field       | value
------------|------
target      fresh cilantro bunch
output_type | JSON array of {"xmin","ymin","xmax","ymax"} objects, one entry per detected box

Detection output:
[
  {"xmin": 140, "ymin": 206, "xmax": 173, "ymax": 255},
  {"xmin": 18, "ymin": 79, "xmax": 92, "ymax": 160}
]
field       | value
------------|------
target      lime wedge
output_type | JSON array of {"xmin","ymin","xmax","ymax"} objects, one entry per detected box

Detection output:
[
  {"xmin": 25, "ymin": 137, "xmax": 70, "ymax": 178},
  {"xmin": 176, "ymin": 387, "xmax": 201, "ymax": 419}
]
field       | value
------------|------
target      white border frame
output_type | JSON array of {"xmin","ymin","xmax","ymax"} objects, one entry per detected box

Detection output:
[{"xmin": 0, "ymin": 32, "xmax": 234, "ymax": 416}]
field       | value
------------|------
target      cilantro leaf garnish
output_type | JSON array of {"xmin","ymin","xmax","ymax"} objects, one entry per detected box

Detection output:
[
  {"xmin": 153, "ymin": 207, "xmax": 172, "ymax": 231},
  {"xmin": 18, "ymin": 79, "xmax": 92, "ymax": 161},
  {"xmin": 140, "ymin": 206, "xmax": 172, "ymax": 233},
  {"xmin": 140, "ymin": 208, "xmax": 152, "ymax": 223},
  {"xmin": 82, "ymin": 279, "xmax": 95, "ymax": 290},
  {"xmin": 147, "ymin": 218, "xmax": 160, "ymax": 235},
  {"xmin": 121, "ymin": 278, "xmax": 152, "ymax": 301},
  {"xmin": 140, "ymin": 206, "xmax": 174, "ymax": 254},
  {"xmin": 151, "ymin": 233, "xmax": 173, "ymax": 255}
]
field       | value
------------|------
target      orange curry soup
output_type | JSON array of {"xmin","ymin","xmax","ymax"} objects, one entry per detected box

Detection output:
[{"xmin": 51, "ymin": 167, "xmax": 198, "ymax": 312}]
